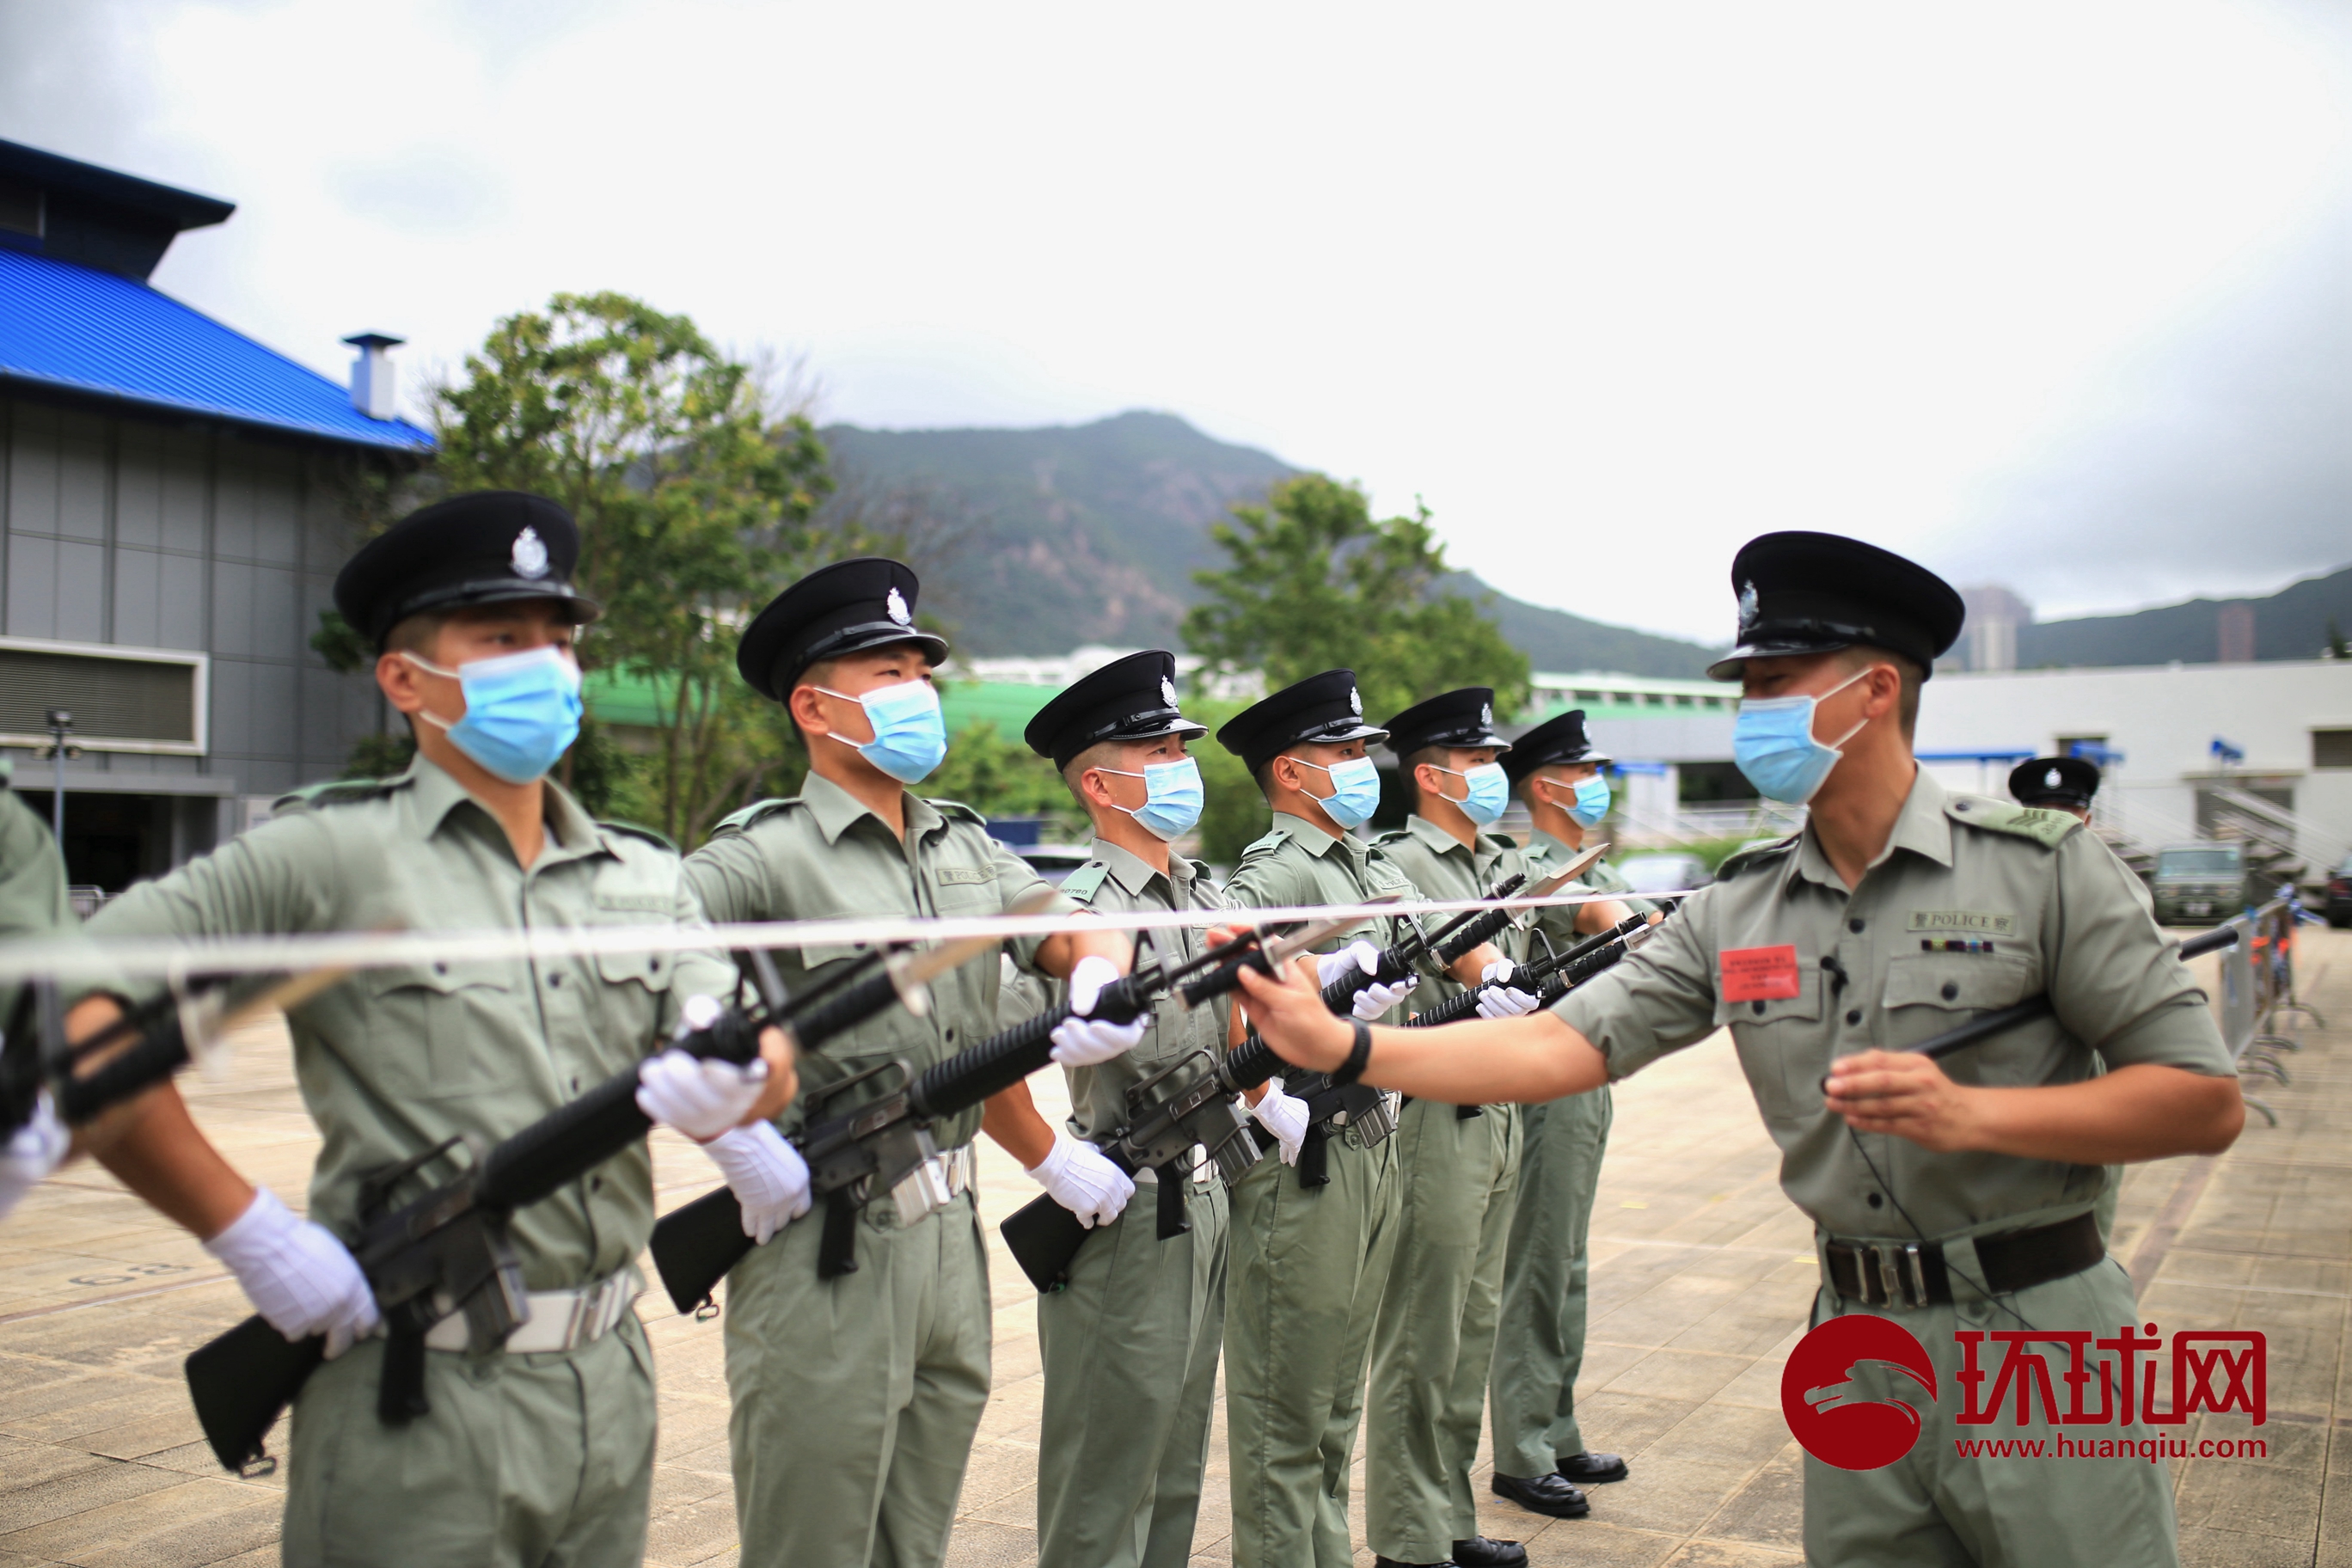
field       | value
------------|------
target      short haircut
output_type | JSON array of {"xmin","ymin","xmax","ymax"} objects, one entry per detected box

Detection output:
[
  {"xmin": 1836, "ymin": 644, "xmax": 1923, "ymax": 738},
  {"xmin": 1062, "ymin": 739, "xmax": 1122, "ymax": 807},
  {"xmin": 785, "ymin": 655, "xmax": 842, "ymax": 744},
  {"xmin": 1401, "ymin": 744, "xmax": 1450, "ymax": 800},
  {"xmin": 1252, "ymin": 758, "xmax": 1278, "ymax": 799},
  {"xmin": 382, "ymin": 609, "xmax": 448, "ymax": 659}
]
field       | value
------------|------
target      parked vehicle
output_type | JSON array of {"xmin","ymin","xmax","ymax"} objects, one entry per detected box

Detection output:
[
  {"xmin": 2326, "ymin": 852, "xmax": 2352, "ymax": 929},
  {"xmin": 1618, "ymin": 852, "xmax": 1713, "ymax": 897},
  {"xmin": 1016, "ymin": 844, "xmax": 1095, "ymax": 885},
  {"xmin": 2149, "ymin": 842, "xmax": 2252, "ymax": 926}
]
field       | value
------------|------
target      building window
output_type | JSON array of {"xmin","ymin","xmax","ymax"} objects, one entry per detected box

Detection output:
[
  {"xmin": 2315, "ymin": 729, "xmax": 2352, "ymax": 770},
  {"xmin": 0, "ymin": 176, "xmax": 41, "ymax": 238},
  {"xmin": 0, "ymin": 640, "xmax": 207, "ymax": 753},
  {"xmin": 1574, "ymin": 689, "xmax": 1602, "ymax": 704}
]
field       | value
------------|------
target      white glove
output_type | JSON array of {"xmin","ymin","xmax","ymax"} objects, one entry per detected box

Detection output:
[
  {"xmin": 1250, "ymin": 1079, "xmax": 1311, "ymax": 1166},
  {"xmin": 704, "ymin": 1122, "xmax": 811, "ymax": 1245},
  {"xmin": 0, "ymin": 1091, "xmax": 70, "ymax": 1222},
  {"xmin": 1475, "ymin": 959, "xmax": 1543, "ymax": 1020},
  {"xmin": 1026, "ymin": 1130, "xmax": 1135, "ymax": 1228},
  {"xmin": 203, "ymin": 1186, "xmax": 380, "ymax": 1358},
  {"xmin": 1050, "ymin": 954, "xmax": 1148, "ymax": 1067},
  {"xmin": 1351, "ymin": 974, "xmax": 1418, "ymax": 1020},
  {"xmin": 636, "ymin": 1049, "xmax": 770, "ymax": 1141},
  {"xmin": 1314, "ymin": 940, "xmax": 1417, "ymax": 1020}
]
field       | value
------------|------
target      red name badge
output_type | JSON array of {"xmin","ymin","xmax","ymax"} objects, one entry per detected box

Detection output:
[{"xmin": 1719, "ymin": 945, "xmax": 1801, "ymax": 1003}]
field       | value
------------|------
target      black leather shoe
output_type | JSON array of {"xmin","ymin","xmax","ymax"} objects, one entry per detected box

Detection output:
[
  {"xmin": 1490, "ymin": 1470, "xmax": 1590, "ymax": 1518},
  {"xmin": 1558, "ymin": 1449, "xmax": 1630, "ymax": 1485},
  {"xmin": 1453, "ymin": 1537, "xmax": 1529, "ymax": 1567},
  {"xmin": 1372, "ymin": 1559, "xmax": 1455, "ymax": 1568}
]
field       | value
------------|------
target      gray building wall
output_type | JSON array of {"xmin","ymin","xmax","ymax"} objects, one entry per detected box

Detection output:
[{"xmin": 1, "ymin": 390, "xmax": 393, "ymax": 881}]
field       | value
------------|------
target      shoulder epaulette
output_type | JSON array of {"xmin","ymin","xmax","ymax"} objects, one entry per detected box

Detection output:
[
  {"xmin": 711, "ymin": 797, "xmax": 799, "ymax": 836},
  {"xmin": 1945, "ymin": 795, "xmax": 2080, "ymax": 849},
  {"xmin": 1482, "ymin": 831, "xmax": 1520, "ymax": 851},
  {"xmin": 1369, "ymin": 826, "xmax": 1411, "ymax": 848},
  {"xmin": 1714, "ymin": 833, "xmax": 1801, "ymax": 881},
  {"xmin": 1059, "ymin": 861, "xmax": 1112, "ymax": 902},
  {"xmin": 922, "ymin": 798, "xmax": 989, "ymax": 827},
  {"xmin": 272, "ymin": 776, "xmax": 401, "ymax": 815},
  {"xmin": 597, "ymin": 820, "xmax": 679, "ymax": 854},
  {"xmin": 1236, "ymin": 825, "xmax": 1291, "ymax": 861}
]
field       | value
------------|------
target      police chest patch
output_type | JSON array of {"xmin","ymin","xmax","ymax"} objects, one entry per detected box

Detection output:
[
  {"xmin": 937, "ymin": 867, "xmax": 994, "ymax": 885},
  {"xmin": 1908, "ymin": 910, "xmax": 2016, "ymax": 937}
]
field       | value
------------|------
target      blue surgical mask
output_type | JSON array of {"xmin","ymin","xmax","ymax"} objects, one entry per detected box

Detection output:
[
  {"xmin": 1292, "ymin": 754, "xmax": 1382, "ymax": 830},
  {"xmin": 1732, "ymin": 668, "xmax": 1871, "ymax": 804},
  {"xmin": 1569, "ymin": 774, "xmax": 1613, "ymax": 827},
  {"xmin": 1433, "ymin": 763, "xmax": 1511, "ymax": 827},
  {"xmin": 405, "ymin": 645, "xmax": 583, "ymax": 785},
  {"xmin": 816, "ymin": 679, "xmax": 948, "ymax": 784},
  {"xmin": 1099, "ymin": 757, "xmax": 1204, "ymax": 842}
]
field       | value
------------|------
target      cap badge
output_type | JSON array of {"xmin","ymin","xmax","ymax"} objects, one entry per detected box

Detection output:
[
  {"xmin": 1161, "ymin": 676, "xmax": 1179, "ymax": 707},
  {"xmin": 885, "ymin": 586, "xmax": 913, "ymax": 625},
  {"xmin": 1736, "ymin": 579, "xmax": 1760, "ymax": 632},
  {"xmin": 2045, "ymin": 768, "xmax": 2062, "ymax": 789},
  {"xmin": 1480, "ymin": 701, "xmax": 1493, "ymax": 726},
  {"xmin": 1349, "ymin": 686, "xmax": 1363, "ymax": 715},
  {"xmin": 511, "ymin": 527, "xmax": 551, "ymax": 580}
]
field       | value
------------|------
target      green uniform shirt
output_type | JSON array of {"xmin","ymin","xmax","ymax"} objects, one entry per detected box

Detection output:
[
  {"xmin": 1372, "ymin": 814, "xmax": 1528, "ymax": 1001},
  {"xmin": 0, "ymin": 783, "xmax": 86, "ymax": 1033},
  {"xmin": 1046, "ymin": 838, "xmax": 1235, "ymax": 1148},
  {"xmin": 1553, "ymin": 768, "xmax": 2232, "ymax": 1240},
  {"xmin": 1223, "ymin": 812, "xmax": 1419, "ymax": 975},
  {"xmin": 683, "ymin": 771, "xmax": 1074, "ymax": 1152},
  {"xmin": 86, "ymin": 756, "xmax": 732, "ymax": 1290}
]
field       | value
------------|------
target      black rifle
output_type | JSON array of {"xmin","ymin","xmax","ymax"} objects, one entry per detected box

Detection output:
[
  {"xmin": 1403, "ymin": 912, "xmax": 1652, "ymax": 1030},
  {"xmin": 651, "ymin": 916, "xmax": 1359, "ymax": 1310},
  {"xmin": 1811, "ymin": 924, "xmax": 2242, "ymax": 1093},
  {"xmin": 181, "ymin": 938, "xmax": 929, "ymax": 1475}
]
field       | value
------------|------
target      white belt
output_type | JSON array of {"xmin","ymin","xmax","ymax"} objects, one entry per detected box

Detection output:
[
  {"xmin": 422, "ymin": 1269, "xmax": 642, "ymax": 1354},
  {"xmin": 886, "ymin": 1145, "xmax": 977, "ymax": 1228}
]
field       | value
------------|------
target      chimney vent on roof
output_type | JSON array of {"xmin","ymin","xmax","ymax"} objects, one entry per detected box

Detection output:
[{"xmin": 341, "ymin": 332, "xmax": 404, "ymax": 421}]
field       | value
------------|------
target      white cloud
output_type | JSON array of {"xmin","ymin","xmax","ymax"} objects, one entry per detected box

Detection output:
[{"xmin": 5, "ymin": 0, "xmax": 2348, "ymax": 642}]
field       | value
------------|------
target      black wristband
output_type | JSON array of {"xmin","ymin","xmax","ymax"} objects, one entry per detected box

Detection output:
[{"xmin": 1330, "ymin": 1019, "xmax": 1374, "ymax": 1087}]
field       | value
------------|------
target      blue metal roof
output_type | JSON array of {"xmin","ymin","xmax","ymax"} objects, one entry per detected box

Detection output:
[{"xmin": 0, "ymin": 247, "xmax": 432, "ymax": 451}]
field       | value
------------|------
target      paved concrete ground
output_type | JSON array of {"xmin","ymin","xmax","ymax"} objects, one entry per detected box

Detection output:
[{"xmin": 2, "ymin": 927, "xmax": 2341, "ymax": 1566}]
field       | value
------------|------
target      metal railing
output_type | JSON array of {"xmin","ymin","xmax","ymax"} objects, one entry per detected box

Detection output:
[{"xmin": 2212, "ymin": 893, "xmax": 2327, "ymax": 1127}]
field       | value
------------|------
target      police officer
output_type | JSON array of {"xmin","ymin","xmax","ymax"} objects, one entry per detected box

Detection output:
[
  {"xmin": 1011, "ymin": 651, "xmax": 1234, "ymax": 1568},
  {"xmin": 681, "ymin": 558, "xmax": 1142, "ymax": 1568},
  {"xmin": 1213, "ymin": 671, "xmax": 1500, "ymax": 1568},
  {"xmin": 64, "ymin": 493, "xmax": 783, "ymax": 1566},
  {"xmin": 0, "ymin": 774, "xmax": 83, "ymax": 1221},
  {"xmin": 1485, "ymin": 708, "xmax": 1645, "ymax": 1518},
  {"xmin": 1234, "ymin": 533, "xmax": 2243, "ymax": 1568},
  {"xmin": 1363, "ymin": 689, "xmax": 1555, "ymax": 1568}
]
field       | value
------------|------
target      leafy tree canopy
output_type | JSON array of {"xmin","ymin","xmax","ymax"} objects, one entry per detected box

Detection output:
[{"xmin": 1182, "ymin": 475, "xmax": 1530, "ymax": 725}]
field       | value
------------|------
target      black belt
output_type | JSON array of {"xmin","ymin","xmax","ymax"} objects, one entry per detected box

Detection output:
[{"xmin": 1824, "ymin": 1211, "xmax": 2104, "ymax": 1309}]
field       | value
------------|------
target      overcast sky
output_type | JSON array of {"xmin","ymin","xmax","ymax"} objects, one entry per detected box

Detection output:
[{"xmin": 5, "ymin": 0, "xmax": 2349, "ymax": 645}]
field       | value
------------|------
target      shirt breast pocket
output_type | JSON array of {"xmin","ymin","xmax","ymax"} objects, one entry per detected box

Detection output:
[
  {"xmin": 363, "ymin": 962, "xmax": 522, "ymax": 1100},
  {"xmin": 1880, "ymin": 952, "xmax": 2037, "ymax": 1072},
  {"xmin": 1716, "ymin": 966, "xmax": 1827, "ymax": 1122}
]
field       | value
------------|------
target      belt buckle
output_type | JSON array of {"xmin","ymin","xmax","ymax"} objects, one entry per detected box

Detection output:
[
  {"xmin": 891, "ymin": 1154, "xmax": 954, "ymax": 1227},
  {"xmin": 1861, "ymin": 1242, "xmax": 1930, "ymax": 1308}
]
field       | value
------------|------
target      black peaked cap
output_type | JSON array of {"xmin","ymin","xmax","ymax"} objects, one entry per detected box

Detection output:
[
  {"xmin": 1216, "ymin": 670, "xmax": 1388, "ymax": 775},
  {"xmin": 1501, "ymin": 708, "xmax": 1611, "ymax": 785},
  {"xmin": 1382, "ymin": 688, "xmax": 1510, "ymax": 759},
  {"xmin": 1024, "ymin": 651, "xmax": 1207, "ymax": 769},
  {"xmin": 2009, "ymin": 755, "xmax": 2101, "ymax": 809},
  {"xmin": 736, "ymin": 557, "xmax": 950, "ymax": 701},
  {"xmin": 1706, "ymin": 530, "xmax": 1964, "ymax": 682},
  {"xmin": 334, "ymin": 491, "xmax": 598, "ymax": 648}
]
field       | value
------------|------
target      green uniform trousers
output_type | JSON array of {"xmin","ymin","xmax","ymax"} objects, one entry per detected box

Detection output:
[
  {"xmin": 1366, "ymin": 1099, "xmax": 1522, "ymax": 1563},
  {"xmin": 1225, "ymin": 1130, "xmax": 1401, "ymax": 1568},
  {"xmin": 723, "ymin": 1189, "xmax": 993, "ymax": 1568},
  {"xmin": 282, "ymin": 1314, "xmax": 657, "ymax": 1568},
  {"xmin": 1488, "ymin": 1085, "xmax": 1611, "ymax": 1476},
  {"xmin": 1036, "ymin": 1176, "xmax": 1229, "ymax": 1568},
  {"xmin": 1802, "ymin": 1251, "xmax": 2180, "ymax": 1567}
]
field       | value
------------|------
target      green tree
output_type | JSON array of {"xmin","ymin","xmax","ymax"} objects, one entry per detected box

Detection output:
[
  {"xmin": 428, "ymin": 292, "xmax": 836, "ymax": 843},
  {"xmin": 921, "ymin": 718, "xmax": 1084, "ymax": 839},
  {"xmin": 1183, "ymin": 475, "xmax": 1531, "ymax": 724}
]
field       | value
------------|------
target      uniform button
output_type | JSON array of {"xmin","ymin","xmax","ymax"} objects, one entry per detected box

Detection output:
[
  {"xmin": 570, "ymin": 1076, "xmax": 581, "ymax": 1092},
  {"xmin": 1750, "ymin": 1000, "xmax": 1767, "ymax": 1015},
  {"xmin": 548, "ymin": 972, "xmax": 563, "ymax": 988},
  {"xmin": 432, "ymin": 962, "xmax": 448, "ymax": 976},
  {"xmin": 1848, "ymin": 918, "xmax": 1865, "ymax": 933},
  {"xmin": 1868, "ymin": 1191, "xmax": 1884, "ymax": 1209},
  {"xmin": 1940, "ymin": 982, "xmax": 1959, "ymax": 1001},
  {"xmin": 650, "ymin": 958, "xmax": 661, "ymax": 972},
  {"xmin": 1846, "ymin": 1009, "xmax": 1861, "ymax": 1026}
]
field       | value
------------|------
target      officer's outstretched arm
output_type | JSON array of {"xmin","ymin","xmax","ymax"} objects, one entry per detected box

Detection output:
[
  {"xmin": 64, "ymin": 998, "xmax": 257, "ymax": 1236},
  {"xmin": 1234, "ymin": 957, "xmax": 1609, "ymax": 1106}
]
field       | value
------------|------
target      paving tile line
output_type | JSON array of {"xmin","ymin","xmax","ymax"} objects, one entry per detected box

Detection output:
[{"xmin": 0, "ymin": 1271, "xmax": 232, "ymax": 1326}]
